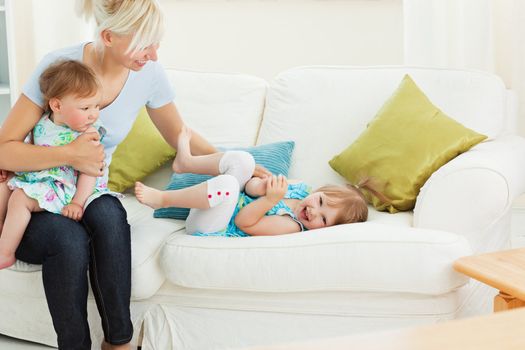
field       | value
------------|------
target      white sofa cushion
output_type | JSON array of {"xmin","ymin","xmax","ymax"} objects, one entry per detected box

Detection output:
[
  {"xmin": 160, "ymin": 223, "xmax": 470, "ymax": 295},
  {"xmin": 257, "ymin": 66, "xmax": 508, "ymax": 189},
  {"xmin": 166, "ymin": 68, "xmax": 268, "ymax": 148}
]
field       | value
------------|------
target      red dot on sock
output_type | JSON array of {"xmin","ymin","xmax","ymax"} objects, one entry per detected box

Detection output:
[
  {"xmin": 226, "ymin": 192, "xmax": 230, "ymax": 196},
  {"xmin": 217, "ymin": 191, "xmax": 221, "ymax": 195},
  {"xmin": 208, "ymin": 194, "xmax": 212, "ymax": 199}
]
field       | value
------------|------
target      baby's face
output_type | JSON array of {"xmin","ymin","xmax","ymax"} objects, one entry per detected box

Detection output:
[
  {"xmin": 293, "ymin": 191, "xmax": 340, "ymax": 230},
  {"xmin": 59, "ymin": 92, "xmax": 101, "ymax": 132}
]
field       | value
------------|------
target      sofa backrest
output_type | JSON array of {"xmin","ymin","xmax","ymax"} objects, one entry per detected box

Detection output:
[
  {"xmin": 165, "ymin": 68, "xmax": 267, "ymax": 148},
  {"xmin": 257, "ymin": 66, "xmax": 510, "ymax": 188}
]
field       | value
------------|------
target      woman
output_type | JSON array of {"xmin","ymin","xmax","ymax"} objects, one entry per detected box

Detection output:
[{"xmin": 0, "ymin": 1, "xmax": 267, "ymax": 349}]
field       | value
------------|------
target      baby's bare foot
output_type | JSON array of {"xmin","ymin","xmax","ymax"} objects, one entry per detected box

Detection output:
[
  {"xmin": 0, "ymin": 252, "xmax": 15, "ymax": 270},
  {"xmin": 135, "ymin": 182, "xmax": 166, "ymax": 210},
  {"xmin": 245, "ymin": 176, "xmax": 268, "ymax": 197},
  {"xmin": 172, "ymin": 126, "xmax": 193, "ymax": 173}
]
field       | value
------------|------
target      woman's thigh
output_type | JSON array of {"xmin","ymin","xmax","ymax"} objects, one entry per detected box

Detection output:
[{"xmin": 15, "ymin": 211, "xmax": 89, "ymax": 264}]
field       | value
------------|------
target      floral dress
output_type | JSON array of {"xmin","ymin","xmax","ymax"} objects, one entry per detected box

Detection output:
[
  {"xmin": 192, "ymin": 182, "xmax": 311, "ymax": 237},
  {"xmin": 8, "ymin": 113, "xmax": 119, "ymax": 214}
]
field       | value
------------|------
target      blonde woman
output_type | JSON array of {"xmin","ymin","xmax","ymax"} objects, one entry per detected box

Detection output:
[{"xmin": 0, "ymin": 1, "xmax": 268, "ymax": 349}]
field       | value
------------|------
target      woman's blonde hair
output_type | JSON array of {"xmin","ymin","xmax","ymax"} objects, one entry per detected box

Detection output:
[
  {"xmin": 76, "ymin": 0, "xmax": 164, "ymax": 54},
  {"xmin": 315, "ymin": 178, "xmax": 389, "ymax": 225},
  {"xmin": 39, "ymin": 60, "xmax": 100, "ymax": 112}
]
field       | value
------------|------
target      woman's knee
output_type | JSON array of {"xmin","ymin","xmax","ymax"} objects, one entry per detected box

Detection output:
[
  {"xmin": 82, "ymin": 195, "xmax": 130, "ymax": 244},
  {"xmin": 48, "ymin": 219, "xmax": 90, "ymax": 265}
]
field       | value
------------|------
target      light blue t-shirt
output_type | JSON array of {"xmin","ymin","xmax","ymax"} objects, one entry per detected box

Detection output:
[{"xmin": 22, "ymin": 42, "xmax": 175, "ymax": 166}]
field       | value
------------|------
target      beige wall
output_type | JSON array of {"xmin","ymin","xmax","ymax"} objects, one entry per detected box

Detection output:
[
  {"xmin": 11, "ymin": 0, "xmax": 404, "ymax": 90},
  {"xmin": 158, "ymin": 0, "xmax": 404, "ymax": 80}
]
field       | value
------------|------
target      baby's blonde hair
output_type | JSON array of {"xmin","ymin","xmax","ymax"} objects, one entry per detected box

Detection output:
[
  {"xmin": 39, "ymin": 60, "xmax": 100, "ymax": 112},
  {"xmin": 315, "ymin": 178, "xmax": 388, "ymax": 225},
  {"xmin": 77, "ymin": 0, "xmax": 165, "ymax": 54}
]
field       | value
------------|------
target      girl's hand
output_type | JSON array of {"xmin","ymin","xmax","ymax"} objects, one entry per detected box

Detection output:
[
  {"xmin": 0, "ymin": 170, "xmax": 10, "ymax": 183},
  {"xmin": 62, "ymin": 202, "xmax": 84, "ymax": 221},
  {"xmin": 67, "ymin": 132, "xmax": 105, "ymax": 177},
  {"xmin": 253, "ymin": 164, "xmax": 271, "ymax": 179},
  {"xmin": 265, "ymin": 174, "xmax": 288, "ymax": 203}
]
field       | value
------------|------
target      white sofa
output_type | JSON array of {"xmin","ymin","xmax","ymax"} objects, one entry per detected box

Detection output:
[{"xmin": 1, "ymin": 66, "xmax": 525, "ymax": 349}]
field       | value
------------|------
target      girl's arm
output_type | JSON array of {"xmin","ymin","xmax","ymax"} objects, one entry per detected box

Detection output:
[
  {"xmin": 62, "ymin": 173, "xmax": 97, "ymax": 221},
  {"xmin": 0, "ymin": 95, "xmax": 105, "ymax": 176},
  {"xmin": 146, "ymin": 103, "xmax": 217, "ymax": 156},
  {"xmin": 235, "ymin": 175, "xmax": 300, "ymax": 235}
]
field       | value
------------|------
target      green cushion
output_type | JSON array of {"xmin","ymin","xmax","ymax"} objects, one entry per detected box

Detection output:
[
  {"xmin": 329, "ymin": 74, "xmax": 487, "ymax": 213},
  {"xmin": 108, "ymin": 108, "xmax": 176, "ymax": 192}
]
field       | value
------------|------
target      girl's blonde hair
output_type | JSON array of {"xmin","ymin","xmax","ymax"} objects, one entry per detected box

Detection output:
[
  {"xmin": 39, "ymin": 60, "xmax": 100, "ymax": 112},
  {"xmin": 315, "ymin": 178, "xmax": 389, "ymax": 225},
  {"xmin": 76, "ymin": 0, "xmax": 164, "ymax": 54}
]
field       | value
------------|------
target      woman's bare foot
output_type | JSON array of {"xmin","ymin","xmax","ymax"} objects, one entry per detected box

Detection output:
[
  {"xmin": 172, "ymin": 126, "xmax": 193, "ymax": 173},
  {"xmin": 244, "ymin": 176, "xmax": 268, "ymax": 197},
  {"xmin": 135, "ymin": 182, "xmax": 166, "ymax": 210},
  {"xmin": 0, "ymin": 252, "xmax": 15, "ymax": 270}
]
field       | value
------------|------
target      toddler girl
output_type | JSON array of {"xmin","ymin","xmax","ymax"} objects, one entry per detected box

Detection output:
[
  {"xmin": 136, "ymin": 126, "xmax": 384, "ymax": 237},
  {"xmin": 0, "ymin": 59, "xmax": 113, "ymax": 269}
]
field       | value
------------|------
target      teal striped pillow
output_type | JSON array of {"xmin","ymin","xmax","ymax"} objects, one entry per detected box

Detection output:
[{"xmin": 153, "ymin": 141, "xmax": 295, "ymax": 220}]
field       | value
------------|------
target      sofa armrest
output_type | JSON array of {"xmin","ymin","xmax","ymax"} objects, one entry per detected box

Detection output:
[{"xmin": 414, "ymin": 136, "xmax": 525, "ymax": 246}]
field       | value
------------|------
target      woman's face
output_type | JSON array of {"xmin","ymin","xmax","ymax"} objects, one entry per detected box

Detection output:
[{"xmin": 108, "ymin": 32, "xmax": 160, "ymax": 71}]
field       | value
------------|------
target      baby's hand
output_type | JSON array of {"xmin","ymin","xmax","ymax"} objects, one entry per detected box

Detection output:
[
  {"xmin": 265, "ymin": 174, "xmax": 288, "ymax": 203},
  {"xmin": 0, "ymin": 170, "xmax": 11, "ymax": 183},
  {"xmin": 62, "ymin": 202, "xmax": 84, "ymax": 221}
]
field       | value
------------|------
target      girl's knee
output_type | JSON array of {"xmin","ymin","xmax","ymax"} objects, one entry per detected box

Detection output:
[
  {"xmin": 219, "ymin": 151, "xmax": 255, "ymax": 186},
  {"xmin": 206, "ymin": 174, "xmax": 240, "ymax": 208},
  {"xmin": 8, "ymin": 188, "xmax": 38, "ymax": 210}
]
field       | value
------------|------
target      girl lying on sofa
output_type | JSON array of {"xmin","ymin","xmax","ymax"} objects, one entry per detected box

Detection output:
[{"xmin": 136, "ymin": 126, "xmax": 385, "ymax": 236}]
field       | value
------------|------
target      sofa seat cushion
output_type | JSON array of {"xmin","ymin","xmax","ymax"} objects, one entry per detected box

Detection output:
[
  {"xmin": 160, "ymin": 222, "xmax": 470, "ymax": 295},
  {"xmin": 2, "ymin": 196, "xmax": 182, "ymax": 300}
]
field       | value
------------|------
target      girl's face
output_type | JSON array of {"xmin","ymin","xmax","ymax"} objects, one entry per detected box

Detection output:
[
  {"xmin": 108, "ymin": 33, "xmax": 159, "ymax": 71},
  {"xmin": 51, "ymin": 93, "xmax": 102, "ymax": 132},
  {"xmin": 293, "ymin": 191, "xmax": 340, "ymax": 230}
]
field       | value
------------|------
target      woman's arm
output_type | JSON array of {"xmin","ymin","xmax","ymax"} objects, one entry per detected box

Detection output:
[
  {"xmin": 146, "ymin": 103, "xmax": 217, "ymax": 156},
  {"xmin": 0, "ymin": 95, "xmax": 105, "ymax": 176},
  {"xmin": 146, "ymin": 103, "xmax": 271, "ymax": 177}
]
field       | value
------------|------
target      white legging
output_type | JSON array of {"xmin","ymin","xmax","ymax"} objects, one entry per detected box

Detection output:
[{"xmin": 185, "ymin": 151, "xmax": 255, "ymax": 235}]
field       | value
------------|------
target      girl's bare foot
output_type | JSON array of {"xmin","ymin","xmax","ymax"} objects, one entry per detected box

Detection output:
[
  {"xmin": 172, "ymin": 126, "xmax": 193, "ymax": 173},
  {"xmin": 245, "ymin": 176, "xmax": 268, "ymax": 197},
  {"xmin": 0, "ymin": 252, "xmax": 15, "ymax": 270},
  {"xmin": 135, "ymin": 182, "xmax": 166, "ymax": 209}
]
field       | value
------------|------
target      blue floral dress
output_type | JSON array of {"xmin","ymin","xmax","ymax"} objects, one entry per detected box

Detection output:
[
  {"xmin": 8, "ymin": 113, "xmax": 119, "ymax": 214},
  {"xmin": 192, "ymin": 182, "xmax": 311, "ymax": 237}
]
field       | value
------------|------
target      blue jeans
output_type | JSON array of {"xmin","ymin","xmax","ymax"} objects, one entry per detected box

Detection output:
[{"xmin": 15, "ymin": 195, "xmax": 133, "ymax": 349}]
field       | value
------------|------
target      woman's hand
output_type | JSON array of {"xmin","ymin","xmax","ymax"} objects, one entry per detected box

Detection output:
[
  {"xmin": 253, "ymin": 164, "xmax": 271, "ymax": 178},
  {"xmin": 67, "ymin": 132, "xmax": 105, "ymax": 177},
  {"xmin": 265, "ymin": 174, "xmax": 288, "ymax": 204}
]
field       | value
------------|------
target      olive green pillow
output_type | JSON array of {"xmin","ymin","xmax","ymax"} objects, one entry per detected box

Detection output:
[
  {"xmin": 329, "ymin": 74, "xmax": 487, "ymax": 213},
  {"xmin": 108, "ymin": 108, "xmax": 176, "ymax": 192}
]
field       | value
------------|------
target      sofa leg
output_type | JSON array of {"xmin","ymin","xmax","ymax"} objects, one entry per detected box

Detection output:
[{"xmin": 137, "ymin": 321, "xmax": 144, "ymax": 350}]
